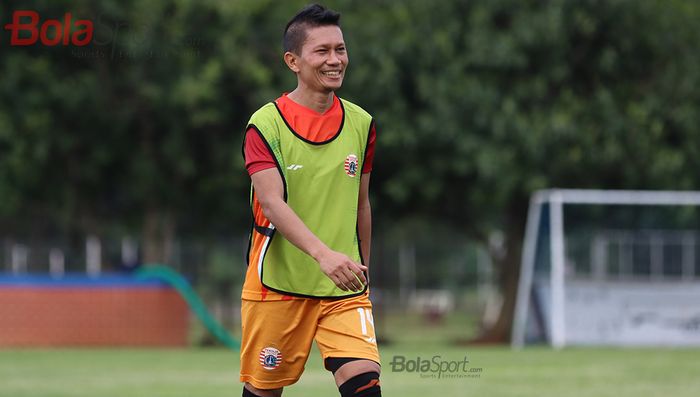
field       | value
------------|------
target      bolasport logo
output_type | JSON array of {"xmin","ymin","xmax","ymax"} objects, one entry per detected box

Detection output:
[
  {"xmin": 389, "ymin": 355, "xmax": 483, "ymax": 380},
  {"xmin": 2, "ymin": 10, "xmax": 94, "ymax": 46},
  {"xmin": 1, "ymin": 9, "xmax": 205, "ymax": 60}
]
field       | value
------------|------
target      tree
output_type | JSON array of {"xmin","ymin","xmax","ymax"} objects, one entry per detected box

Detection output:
[
  {"xmin": 338, "ymin": 0, "xmax": 700, "ymax": 341},
  {"xmin": 1, "ymin": 0, "xmax": 277, "ymax": 258}
]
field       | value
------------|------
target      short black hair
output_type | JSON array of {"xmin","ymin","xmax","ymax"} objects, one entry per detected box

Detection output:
[{"xmin": 283, "ymin": 4, "xmax": 341, "ymax": 54}]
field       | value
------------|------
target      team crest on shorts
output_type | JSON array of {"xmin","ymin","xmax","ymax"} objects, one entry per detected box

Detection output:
[
  {"xmin": 344, "ymin": 154, "xmax": 358, "ymax": 177},
  {"xmin": 259, "ymin": 347, "xmax": 282, "ymax": 370}
]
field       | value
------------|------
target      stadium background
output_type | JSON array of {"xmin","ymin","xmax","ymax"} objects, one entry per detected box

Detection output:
[{"xmin": 1, "ymin": 0, "xmax": 699, "ymax": 395}]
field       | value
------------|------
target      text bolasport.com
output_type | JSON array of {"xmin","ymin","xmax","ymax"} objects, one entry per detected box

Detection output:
[{"xmin": 389, "ymin": 355, "xmax": 483, "ymax": 379}]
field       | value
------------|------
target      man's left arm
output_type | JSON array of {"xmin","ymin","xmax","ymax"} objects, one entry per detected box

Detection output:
[{"xmin": 357, "ymin": 173, "xmax": 372, "ymax": 267}]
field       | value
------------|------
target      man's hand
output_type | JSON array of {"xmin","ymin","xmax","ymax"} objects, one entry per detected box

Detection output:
[{"xmin": 315, "ymin": 249, "xmax": 368, "ymax": 292}]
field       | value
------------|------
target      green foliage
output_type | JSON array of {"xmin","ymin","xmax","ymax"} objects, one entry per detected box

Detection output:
[{"xmin": 339, "ymin": 0, "xmax": 700, "ymax": 239}]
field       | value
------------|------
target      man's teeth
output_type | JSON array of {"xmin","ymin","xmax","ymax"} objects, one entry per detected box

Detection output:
[{"xmin": 322, "ymin": 71, "xmax": 341, "ymax": 76}]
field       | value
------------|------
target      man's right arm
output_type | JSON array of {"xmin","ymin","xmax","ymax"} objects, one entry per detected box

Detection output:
[
  {"xmin": 244, "ymin": 129, "xmax": 366, "ymax": 292},
  {"xmin": 250, "ymin": 168, "xmax": 367, "ymax": 292}
]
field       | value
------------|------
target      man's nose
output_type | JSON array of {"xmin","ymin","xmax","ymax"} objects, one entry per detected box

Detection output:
[{"xmin": 326, "ymin": 51, "xmax": 341, "ymax": 65}]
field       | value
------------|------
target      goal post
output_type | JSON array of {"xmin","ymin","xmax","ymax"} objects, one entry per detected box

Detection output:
[{"xmin": 512, "ymin": 189, "xmax": 700, "ymax": 348}]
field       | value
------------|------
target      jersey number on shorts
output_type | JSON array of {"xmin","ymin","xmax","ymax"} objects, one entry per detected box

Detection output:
[{"xmin": 356, "ymin": 308, "xmax": 376, "ymax": 344}]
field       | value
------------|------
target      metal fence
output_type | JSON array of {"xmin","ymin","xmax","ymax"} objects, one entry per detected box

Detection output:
[{"xmin": 1, "ymin": 230, "xmax": 496, "ymax": 344}]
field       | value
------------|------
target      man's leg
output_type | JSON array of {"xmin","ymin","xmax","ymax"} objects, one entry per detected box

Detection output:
[
  {"xmin": 239, "ymin": 299, "xmax": 317, "ymax": 395},
  {"xmin": 316, "ymin": 295, "xmax": 382, "ymax": 396}
]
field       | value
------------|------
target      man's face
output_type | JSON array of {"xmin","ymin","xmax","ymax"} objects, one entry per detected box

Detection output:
[{"xmin": 291, "ymin": 25, "xmax": 348, "ymax": 93}]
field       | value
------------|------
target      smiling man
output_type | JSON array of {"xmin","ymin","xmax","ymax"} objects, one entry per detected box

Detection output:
[{"xmin": 239, "ymin": 4, "xmax": 381, "ymax": 397}]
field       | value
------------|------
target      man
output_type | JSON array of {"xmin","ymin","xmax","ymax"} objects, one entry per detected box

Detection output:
[{"xmin": 240, "ymin": 4, "xmax": 381, "ymax": 397}]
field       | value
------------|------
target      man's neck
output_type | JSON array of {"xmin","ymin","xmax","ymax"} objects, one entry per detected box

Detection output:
[{"xmin": 287, "ymin": 88, "xmax": 335, "ymax": 114}]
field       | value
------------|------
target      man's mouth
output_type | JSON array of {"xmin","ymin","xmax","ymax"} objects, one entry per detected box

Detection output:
[{"xmin": 321, "ymin": 70, "xmax": 342, "ymax": 77}]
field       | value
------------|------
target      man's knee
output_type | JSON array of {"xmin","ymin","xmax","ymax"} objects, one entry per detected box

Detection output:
[
  {"xmin": 326, "ymin": 358, "xmax": 381, "ymax": 397},
  {"xmin": 243, "ymin": 383, "xmax": 283, "ymax": 397}
]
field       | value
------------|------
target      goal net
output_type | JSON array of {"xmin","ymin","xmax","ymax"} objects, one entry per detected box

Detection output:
[{"xmin": 512, "ymin": 189, "xmax": 700, "ymax": 348}]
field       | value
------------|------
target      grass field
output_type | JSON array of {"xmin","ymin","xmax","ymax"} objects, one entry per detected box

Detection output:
[{"xmin": 1, "ymin": 343, "xmax": 698, "ymax": 397}]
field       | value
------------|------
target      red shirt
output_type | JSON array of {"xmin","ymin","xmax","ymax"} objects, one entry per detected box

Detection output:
[{"xmin": 244, "ymin": 94, "xmax": 376, "ymax": 175}]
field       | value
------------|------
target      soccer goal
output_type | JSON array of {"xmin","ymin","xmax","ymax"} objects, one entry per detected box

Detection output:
[{"xmin": 512, "ymin": 189, "xmax": 700, "ymax": 348}]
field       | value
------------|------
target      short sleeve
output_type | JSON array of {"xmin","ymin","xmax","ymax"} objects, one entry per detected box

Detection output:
[
  {"xmin": 244, "ymin": 128, "xmax": 277, "ymax": 175},
  {"xmin": 362, "ymin": 122, "xmax": 377, "ymax": 174}
]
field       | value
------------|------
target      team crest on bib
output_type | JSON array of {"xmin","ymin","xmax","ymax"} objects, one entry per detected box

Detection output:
[
  {"xmin": 344, "ymin": 154, "xmax": 358, "ymax": 177},
  {"xmin": 259, "ymin": 347, "xmax": 282, "ymax": 370}
]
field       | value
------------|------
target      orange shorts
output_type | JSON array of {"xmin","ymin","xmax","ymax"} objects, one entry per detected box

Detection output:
[{"xmin": 239, "ymin": 293, "xmax": 380, "ymax": 390}]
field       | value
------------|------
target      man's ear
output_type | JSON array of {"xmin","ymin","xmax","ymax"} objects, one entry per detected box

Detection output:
[{"xmin": 284, "ymin": 51, "xmax": 300, "ymax": 73}]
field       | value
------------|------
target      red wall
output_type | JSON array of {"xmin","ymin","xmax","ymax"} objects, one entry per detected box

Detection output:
[{"xmin": 0, "ymin": 286, "xmax": 189, "ymax": 347}]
